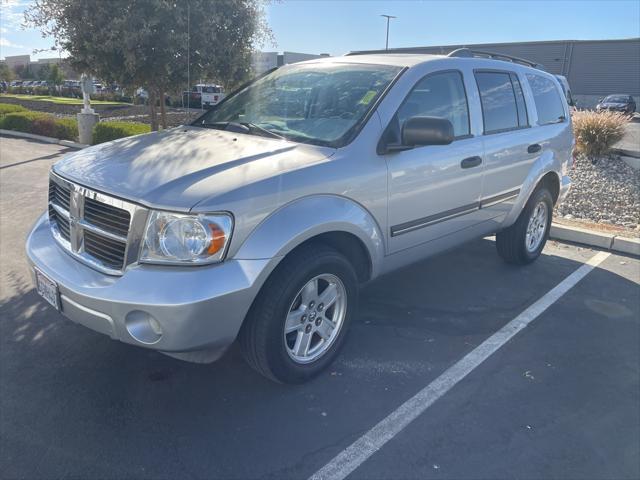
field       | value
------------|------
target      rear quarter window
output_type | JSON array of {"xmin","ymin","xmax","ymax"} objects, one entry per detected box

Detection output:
[{"xmin": 526, "ymin": 74, "xmax": 566, "ymax": 125}]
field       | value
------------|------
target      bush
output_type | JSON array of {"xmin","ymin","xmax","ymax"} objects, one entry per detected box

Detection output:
[
  {"xmin": 0, "ymin": 111, "xmax": 78, "ymax": 141},
  {"xmin": 92, "ymin": 121, "xmax": 150, "ymax": 144},
  {"xmin": 54, "ymin": 118, "xmax": 79, "ymax": 141},
  {"xmin": 0, "ymin": 103, "xmax": 27, "ymax": 115},
  {"xmin": 572, "ymin": 110, "xmax": 629, "ymax": 159}
]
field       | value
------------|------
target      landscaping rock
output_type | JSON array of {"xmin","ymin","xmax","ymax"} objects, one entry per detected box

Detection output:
[{"xmin": 556, "ymin": 155, "xmax": 640, "ymax": 232}]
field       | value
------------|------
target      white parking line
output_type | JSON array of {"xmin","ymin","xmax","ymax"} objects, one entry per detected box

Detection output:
[{"xmin": 309, "ymin": 251, "xmax": 611, "ymax": 480}]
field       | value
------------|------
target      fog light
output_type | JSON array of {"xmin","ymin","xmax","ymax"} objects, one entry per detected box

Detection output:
[{"xmin": 125, "ymin": 310, "xmax": 163, "ymax": 344}]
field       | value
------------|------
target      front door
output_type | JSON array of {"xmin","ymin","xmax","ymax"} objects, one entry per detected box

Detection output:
[{"xmin": 385, "ymin": 70, "xmax": 485, "ymax": 253}]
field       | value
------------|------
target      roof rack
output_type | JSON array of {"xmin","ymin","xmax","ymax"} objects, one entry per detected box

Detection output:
[{"xmin": 447, "ymin": 48, "xmax": 544, "ymax": 70}]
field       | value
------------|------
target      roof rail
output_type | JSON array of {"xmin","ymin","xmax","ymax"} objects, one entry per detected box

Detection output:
[{"xmin": 447, "ymin": 48, "xmax": 544, "ymax": 70}]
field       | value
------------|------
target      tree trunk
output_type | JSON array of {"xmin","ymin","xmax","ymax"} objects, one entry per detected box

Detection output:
[
  {"xmin": 159, "ymin": 89, "xmax": 167, "ymax": 130},
  {"xmin": 149, "ymin": 89, "xmax": 158, "ymax": 131}
]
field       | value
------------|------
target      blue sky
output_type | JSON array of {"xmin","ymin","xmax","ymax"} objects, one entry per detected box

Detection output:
[{"xmin": 1, "ymin": 0, "xmax": 639, "ymax": 60}]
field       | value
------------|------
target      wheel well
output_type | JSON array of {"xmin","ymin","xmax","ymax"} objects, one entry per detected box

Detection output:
[
  {"xmin": 287, "ymin": 231, "xmax": 372, "ymax": 283},
  {"xmin": 539, "ymin": 172, "xmax": 560, "ymax": 205}
]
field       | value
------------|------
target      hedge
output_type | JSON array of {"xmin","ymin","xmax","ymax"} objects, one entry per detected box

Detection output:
[
  {"xmin": 0, "ymin": 103, "xmax": 28, "ymax": 115},
  {"xmin": 92, "ymin": 121, "xmax": 150, "ymax": 144},
  {"xmin": 0, "ymin": 111, "xmax": 78, "ymax": 141}
]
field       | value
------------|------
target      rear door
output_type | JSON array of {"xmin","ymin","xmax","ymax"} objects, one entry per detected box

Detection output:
[{"xmin": 475, "ymin": 70, "xmax": 537, "ymax": 217}]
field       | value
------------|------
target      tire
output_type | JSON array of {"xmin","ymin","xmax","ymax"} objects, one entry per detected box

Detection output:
[
  {"xmin": 496, "ymin": 187, "xmax": 553, "ymax": 265},
  {"xmin": 239, "ymin": 243, "xmax": 358, "ymax": 383}
]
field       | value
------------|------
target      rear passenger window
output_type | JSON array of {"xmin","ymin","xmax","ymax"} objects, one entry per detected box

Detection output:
[
  {"xmin": 397, "ymin": 71, "xmax": 470, "ymax": 138},
  {"xmin": 526, "ymin": 74, "xmax": 566, "ymax": 125},
  {"xmin": 475, "ymin": 71, "xmax": 521, "ymax": 133}
]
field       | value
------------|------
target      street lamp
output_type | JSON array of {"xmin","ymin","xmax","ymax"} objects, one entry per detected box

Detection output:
[{"xmin": 381, "ymin": 14, "xmax": 396, "ymax": 50}]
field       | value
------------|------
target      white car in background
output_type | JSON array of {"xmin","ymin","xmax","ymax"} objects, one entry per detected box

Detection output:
[{"xmin": 192, "ymin": 84, "xmax": 226, "ymax": 108}]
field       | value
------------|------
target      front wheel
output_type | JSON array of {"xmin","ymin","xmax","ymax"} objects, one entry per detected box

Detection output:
[
  {"xmin": 239, "ymin": 244, "xmax": 358, "ymax": 383},
  {"xmin": 496, "ymin": 187, "xmax": 553, "ymax": 265}
]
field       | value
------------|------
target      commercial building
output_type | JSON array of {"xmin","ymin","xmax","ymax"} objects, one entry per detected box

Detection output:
[
  {"xmin": 3, "ymin": 54, "xmax": 30, "ymax": 70},
  {"xmin": 1, "ymin": 54, "xmax": 78, "ymax": 79},
  {"xmin": 351, "ymin": 38, "xmax": 640, "ymax": 108},
  {"xmin": 252, "ymin": 51, "xmax": 330, "ymax": 75}
]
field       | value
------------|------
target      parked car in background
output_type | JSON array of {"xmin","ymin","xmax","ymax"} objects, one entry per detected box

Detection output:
[
  {"xmin": 596, "ymin": 94, "xmax": 636, "ymax": 113},
  {"xmin": 183, "ymin": 84, "xmax": 226, "ymax": 108},
  {"xmin": 27, "ymin": 50, "xmax": 573, "ymax": 383},
  {"xmin": 200, "ymin": 84, "xmax": 225, "ymax": 108},
  {"xmin": 554, "ymin": 75, "xmax": 575, "ymax": 108},
  {"xmin": 62, "ymin": 80, "xmax": 81, "ymax": 97}
]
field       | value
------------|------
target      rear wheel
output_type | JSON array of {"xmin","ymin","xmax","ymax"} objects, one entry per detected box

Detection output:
[
  {"xmin": 496, "ymin": 187, "xmax": 553, "ymax": 265},
  {"xmin": 239, "ymin": 244, "xmax": 358, "ymax": 383}
]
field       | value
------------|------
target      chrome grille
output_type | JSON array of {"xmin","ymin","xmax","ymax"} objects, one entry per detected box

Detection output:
[
  {"xmin": 48, "ymin": 173, "xmax": 143, "ymax": 275},
  {"xmin": 49, "ymin": 181, "xmax": 71, "ymax": 211},
  {"xmin": 84, "ymin": 230, "xmax": 127, "ymax": 270},
  {"xmin": 84, "ymin": 197, "xmax": 130, "ymax": 237}
]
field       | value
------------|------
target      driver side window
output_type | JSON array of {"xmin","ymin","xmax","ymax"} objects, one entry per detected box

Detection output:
[{"xmin": 397, "ymin": 71, "xmax": 471, "ymax": 138}]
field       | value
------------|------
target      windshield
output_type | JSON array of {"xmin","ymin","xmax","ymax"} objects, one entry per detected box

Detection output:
[
  {"xmin": 604, "ymin": 95, "xmax": 628, "ymax": 103},
  {"xmin": 193, "ymin": 62, "xmax": 402, "ymax": 147}
]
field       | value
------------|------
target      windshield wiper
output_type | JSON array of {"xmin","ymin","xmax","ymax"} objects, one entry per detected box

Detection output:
[
  {"xmin": 239, "ymin": 122, "xmax": 285, "ymax": 140},
  {"xmin": 198, "ymin": 121, "xmax": 285, "ymax": 140},
  {"xmin": 199, "ymin": 121, "xmax": 248, "ymax": 133}
]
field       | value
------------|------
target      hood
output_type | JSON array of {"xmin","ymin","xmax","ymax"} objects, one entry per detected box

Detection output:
[{"xmin": 53, "ymin": 126, "xmax": 335, "ymax": 211}]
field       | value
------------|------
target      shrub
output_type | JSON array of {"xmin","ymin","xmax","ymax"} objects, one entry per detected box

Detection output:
[
  {"xmin": 0, "ymin": 111, "xmax": 47, "ymax": 132},
  {"xmin": 572, "ymin": 110, "xmax": 629, "ymax": 159},
  {"xmin": 0, "ymin": 103, "xmax": 28, "ymax": 115},
  {"xmin": 92, "ymin": 121, "xmax": 150, "ymax": 144},
  {"xmin": 54, "ymin": 118, "xmax": 79, "ymax": 141},
  {"xmin": 0, "ymin": 111, "xmax": 78, "ymax": 141}
]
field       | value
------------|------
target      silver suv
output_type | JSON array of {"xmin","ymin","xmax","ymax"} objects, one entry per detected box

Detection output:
[{"xmin": 26, "ymin": 50, "xmax": 573, "ymax": 383}]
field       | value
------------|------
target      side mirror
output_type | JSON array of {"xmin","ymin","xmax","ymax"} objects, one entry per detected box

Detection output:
[{"xmin": 402, "ymin": 116, "xmax": 454, "ymax": 147}]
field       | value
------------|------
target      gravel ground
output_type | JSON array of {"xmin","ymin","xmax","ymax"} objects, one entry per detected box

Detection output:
[
  {"xmin": 0, "ymin": 96, "xmax": 199, "ymax": 127},
  {"xmin": 557, "ymin": 155, "xmax": 640, "ymax": 231}
]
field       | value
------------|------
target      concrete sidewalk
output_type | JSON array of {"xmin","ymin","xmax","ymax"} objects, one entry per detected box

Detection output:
[{"xmin": 613, "ymin": 121, "xmax": 640, "ymax": 159}]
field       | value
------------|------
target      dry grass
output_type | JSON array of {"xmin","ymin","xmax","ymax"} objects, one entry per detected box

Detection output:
[{"xmin": 572, "ymin": 110, "xmax": 629, "ymax": 159}]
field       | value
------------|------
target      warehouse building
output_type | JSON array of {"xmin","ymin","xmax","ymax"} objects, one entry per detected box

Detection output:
[
  {"xmin": 252, "ymin": 51, "xmax": 330, "ymax": 75},
  {"xmin": 351, "ymin": 38, "xmax": 640, "ymax": 108}
]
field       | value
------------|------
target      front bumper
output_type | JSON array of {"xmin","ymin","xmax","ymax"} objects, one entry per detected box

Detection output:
[{"xmin": 26, "ymin": 213, "xmax": 271, "ymax": 361}]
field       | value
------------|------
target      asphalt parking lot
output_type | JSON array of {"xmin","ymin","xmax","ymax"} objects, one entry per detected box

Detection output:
[{"xmin": 1, "ymin": 135, "xmax": 639, "ymax": 480}]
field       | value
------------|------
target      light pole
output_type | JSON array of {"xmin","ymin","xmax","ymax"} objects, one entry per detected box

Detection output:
[
  {"xmin": 187, "ymin": 0, "xmax": 190, "ymax": 113},
  {"xmin": 381, "ymin": 14, "xmax": 396, "ymax": 50}
]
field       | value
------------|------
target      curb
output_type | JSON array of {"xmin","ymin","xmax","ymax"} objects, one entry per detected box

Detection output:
[
  {"xmin": 550, "ymin": 223, "xmax": 639, "ymax": 257},
  {"xmin": 612, "ymin": 147, "xmax": 640, "ymax": 159},
  {"xmin": 0, "ymin": 129, "xmax": 88, "ymax": 149}
]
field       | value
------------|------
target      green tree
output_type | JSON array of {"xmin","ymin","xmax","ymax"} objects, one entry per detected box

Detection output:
[
  {"xmin": 36, "ymin": 63, "xmax": 51, "ymax": 81},
  {"xmin": 0, "ymin": 63, "xmax": 15, "ymax": 82},
  {"xmin": 48, "ymin": 64, "xmax": 64, "ymax": 88},
  {"xmin": 14, "ymin": 64, "xmax": 33, "ymax": 80},
  {"xmin": 26, "ymin": 0, "xmax": 271, "ymax": 130}
]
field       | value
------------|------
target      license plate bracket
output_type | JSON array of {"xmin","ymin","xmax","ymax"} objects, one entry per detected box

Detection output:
[{"xmin": 34, "ymin": 268, "xmax": 60, "ymax": 311}]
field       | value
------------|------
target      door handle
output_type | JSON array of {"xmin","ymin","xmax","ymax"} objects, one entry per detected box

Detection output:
[
  {"xmin": 527, "ymin": 143, "xmax": 542, "ymax": 154},
  {"xmin": 460, "ymin": 156, "xmax": 482, "ymax": 169}
]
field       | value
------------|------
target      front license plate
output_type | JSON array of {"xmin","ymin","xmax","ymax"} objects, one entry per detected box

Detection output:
[{"xmin": 35, "ymin": 268, "xmax": 60, "ymax": 311}]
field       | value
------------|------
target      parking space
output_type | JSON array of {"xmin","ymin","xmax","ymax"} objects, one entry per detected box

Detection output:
[{"xmin": 1, "ymin": 135, "xmax": 638, "ymax": 479}]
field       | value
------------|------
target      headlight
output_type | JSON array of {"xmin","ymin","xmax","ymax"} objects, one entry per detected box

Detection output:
[{"xmin": 140, "ymin": 211, "xmax": 233, "ymax": 265}]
